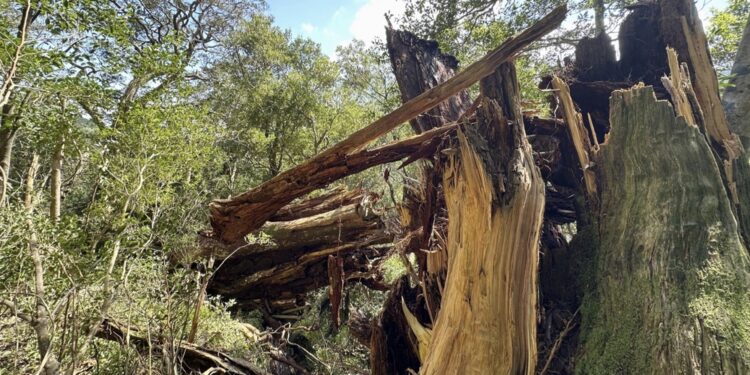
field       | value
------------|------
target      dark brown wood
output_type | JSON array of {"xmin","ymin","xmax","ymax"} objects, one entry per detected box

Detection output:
[
  {"xmin": 369, "ymin": 277, "xmax": 426, "ymax": 375},
  {"xmin": 326, "ymin": 255, "xmax": 345, "ymax": 330},
  {"xmin": 386, "ymin": 28, "xmax": 471, "ymax": 134},
  {"xmin": 205, "ymin": 190, "xmax": 391, "ymax": 302},
  {"xmin": 347, "ymin": 310, "xmax": 373, "ymax": 347}
]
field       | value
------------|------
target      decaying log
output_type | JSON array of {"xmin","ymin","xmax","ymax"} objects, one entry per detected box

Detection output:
[
  {"xmin": 269, "ymin": 187, "xmax": 363, "ymax": 222},
  {"xmin": 419, "ymin": 62, "xmax": 545, "ymax": 374},
  {"xmin": 205, "ymin": 190, "xmax": 390, "ymax": 303},
  {"xmin": 206, "ymin": 5, "xmax": 567, "ymax": 246},
  {"xmin": 576, "ymin": 86, "xmax": 750, "ymax": 374},
  {"xmin": 96, "ymin": 319, "xmax": 269, "ymax": 375}
]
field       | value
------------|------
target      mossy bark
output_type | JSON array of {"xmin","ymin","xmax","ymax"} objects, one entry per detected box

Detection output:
[{"xmin": 576, "ymin": 86, "xmax": 750, "ymax": 374}]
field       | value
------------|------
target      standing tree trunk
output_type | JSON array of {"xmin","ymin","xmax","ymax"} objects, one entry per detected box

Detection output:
[
  {"xmin": 24, "ymin": 153, "xmax": 39, "ymax": 210},
  {"xmin": 420, "ymin": 62, "xmax": 545, "ymax": 374},
  {"xmin": 50, "ymin": 138, "xmax": 63, "ymax": 221},
  {"xmin": 0, "ymin": 116, "xmax": 18, "ymax": 207},
  {"xmin": 28, "ymin": 221, "xmax": 61, "ymax": 375},
  {"xmin": 593, "ymin": 0, "xmax": 605, "ymax": 36}
]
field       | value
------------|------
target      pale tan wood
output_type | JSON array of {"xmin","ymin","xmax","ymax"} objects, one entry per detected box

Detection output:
[
  {"xmin": 550, "ymin": 76, "xmax": 597, "ymax": 197},
  {"xmin": 662, "ymin": 47, "xmax": 697, "ymax": 127},
  {"xmin": 420, "ymin": 65, "xmax": 545, "ymax": 375}
]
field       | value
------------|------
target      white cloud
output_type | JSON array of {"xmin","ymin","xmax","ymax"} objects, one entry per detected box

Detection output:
[
  {"xmin": 301, "ymin": 22, "xmax": 316, "ymax": 34},
  {"xmin": 349, "ymin": 0, "xmax": 405, "ymax": 44}
]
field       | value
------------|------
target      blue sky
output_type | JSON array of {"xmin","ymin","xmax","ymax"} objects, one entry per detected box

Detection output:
[
  {"xmin": 267, "ymin": 0, "xmax": 730, "ymax": 58},
  {"xmin": 267, "ymin": 0, "xmax": 404, "ymax": 56}
]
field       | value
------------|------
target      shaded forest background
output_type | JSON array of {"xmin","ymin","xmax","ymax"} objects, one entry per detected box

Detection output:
[{"xmin": 0, "ymin": 0, "xmax": 747, "ymax": 374}]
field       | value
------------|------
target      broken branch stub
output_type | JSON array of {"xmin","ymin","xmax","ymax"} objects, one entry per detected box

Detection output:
[{"xmin": 207, "ymin": 5, "xmax": 567, "ymax": 245}]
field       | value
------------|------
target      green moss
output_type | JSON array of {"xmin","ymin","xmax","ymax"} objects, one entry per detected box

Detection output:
[
  {"xmin": 574, "ymin": 221, "xmax": 652, "ymax": 375},
  {"xmin": 688, "ymin": 229, "xmax": 750, "ymax": 360},
  {"xmin": 380, "ymin": 252, "xmax": 410, "ymax": 284},
  {"xmin": 575, "ymin": 221, "xmax": 750, "ymax": 374},
  {"xmin": 577, "ymin": 298, "xmax": 650, "ymax": 375},
  {"xmin": 568, "ymin": 219, "xmax": 605, "ymax": 309}
]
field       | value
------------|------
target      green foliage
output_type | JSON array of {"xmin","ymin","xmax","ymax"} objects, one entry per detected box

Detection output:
[
  {"xmin": 708, "ymin": 0, "xmax": 749, "ymax": 74},
  {"xmin": 0, "ymin": 1, "xmax": 408, "ymax": 373}
]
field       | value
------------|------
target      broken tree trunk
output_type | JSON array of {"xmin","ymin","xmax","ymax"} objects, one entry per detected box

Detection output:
[
  {"xmin": 724, "ymin": 17, "xmax": 750, "ymax": 137},
  {"xmin": 202, "ymin": 189, "xmax": 390, "ymax": 303},
  {"xmin": 369, "ymin": 28, "xmax": 474, "ymax": 375},
  {"xmin": 419, "ymin": 62, "xmax": 545, "ymax": 374},
  {"xmin": 725, "ymin": 17, "xmax": 750, "ymax": 244},
  {"xmin": 575, "ymin": 86, "xmax": 750, "ymax": 374},
  {"xmin": 386, "ymin": 26, "xmax": 472, "ymax": 280},
  {"xmin": 205, "ymin": 5, "xmax": 566, "ymax": 247}
]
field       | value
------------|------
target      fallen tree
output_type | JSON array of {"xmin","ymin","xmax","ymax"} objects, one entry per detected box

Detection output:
[
  {"xmin": 96, "ymin": 319, "xmax": 270, "ymax": 375},
  {"xmin": 190, "ymin": 2, "xmax": 750, "ymax": 373},
  {"xmin": 200, "ymin": 188, "xmax": 391, "ymax": 305}
]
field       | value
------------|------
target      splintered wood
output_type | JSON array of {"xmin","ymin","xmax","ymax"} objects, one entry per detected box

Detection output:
[
  {"xmin": 661, "ymin": 47, "xmax": 739, "ymax": 204},
  {"xmin": 550, "ymin": 76, "xmax": 597, "ymax": 198},
  {"xmin": 204, "ymin": 189, "xmax": 389, "ymax": 303},
  {"xmin": 420, "ymin": 64, "xmax": 545, "ymax": 375},
  {"xmin": 661, "ymin": 48, "xmax": 698, "ymax": 127}
]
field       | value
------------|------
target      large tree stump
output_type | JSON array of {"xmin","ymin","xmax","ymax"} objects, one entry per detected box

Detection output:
[{"xmin": 576, "ymin": 86, "xmax": 750, "ymax": 374}]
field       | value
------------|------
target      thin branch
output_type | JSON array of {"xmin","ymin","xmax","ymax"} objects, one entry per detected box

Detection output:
[{"xmin": 0, "ymin": 0, "xmax": 33, "ymax": 108}]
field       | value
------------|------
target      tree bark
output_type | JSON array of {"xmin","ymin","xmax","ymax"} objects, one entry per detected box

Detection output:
[
  {"xmin": 24, "ymin": 153, "xmax": 39, "ymax": 210},
  {"xmin": 593, "ymin": 0, "xmax": 605, "ymax": 36},
  {"xmin": 0, "ymin": 117, "xmax": 18, "ymax": 207},
  {"xmin": 724, "ymin": 17, "xmax": 750, "ymax": 134},
  {"xmin": 28, "ymin": 222, "xmax": 60, "ymax": 375},
  {"xmin": 419, "ymin": 62, "xmax": 545, "ymax": 374},
  {"xmin": 575, "ymin": 85, "xmax": 750, "ymax": 374},
  {"xmin": 50, "ymin": 138, "xmax": 63, "ymax": 221}
]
